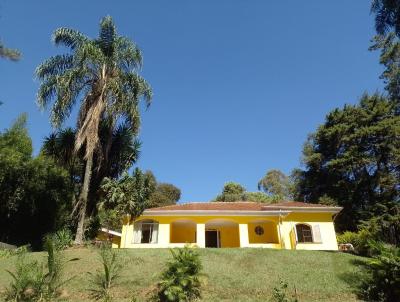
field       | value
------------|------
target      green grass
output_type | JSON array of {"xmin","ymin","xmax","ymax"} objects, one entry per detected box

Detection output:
[{"xmin": 0, "ymin": 248, "xmax": 365, "ymax": 301}]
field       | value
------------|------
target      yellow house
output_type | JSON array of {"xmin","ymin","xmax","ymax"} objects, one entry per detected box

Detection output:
[{"xmin": 120, "ymin": 201, "xmax": 342, "ymax": 250}]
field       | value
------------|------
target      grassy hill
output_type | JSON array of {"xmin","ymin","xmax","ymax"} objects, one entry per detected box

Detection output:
[{"xmin": 0, "ymin": 248, "xmax": 365, "ymax": 301}]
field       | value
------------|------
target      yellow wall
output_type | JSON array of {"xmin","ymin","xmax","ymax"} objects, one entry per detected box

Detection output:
[
  {"xmin": 120, "ymin": 213, "xmax": 338, "ymax": 250},
  {"xmin": 206, "ymin": 224, "xmax": 240, "ymax": 247},
  {"xmin": 170, "ymin": 222, "xmax": 196, "ymax": 243},
  {"xmin": 248, "ymin": 221, "xmax": 279, "ymax": 244}
]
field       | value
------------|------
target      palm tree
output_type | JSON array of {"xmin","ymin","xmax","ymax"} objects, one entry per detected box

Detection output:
[{"xmin": 36, "ymin": 16, "xmax": 152, "ymax": 244}]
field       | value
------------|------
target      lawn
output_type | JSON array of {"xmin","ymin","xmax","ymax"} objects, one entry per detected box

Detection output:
[{"xmin": 0, "ymin": 248, "xmax": 365, "ymax": 301}]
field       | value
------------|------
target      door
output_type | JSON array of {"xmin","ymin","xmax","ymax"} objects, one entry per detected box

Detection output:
[{"xmin": 205, "ymin": 230, "xmax": 220, "ymax": 248}]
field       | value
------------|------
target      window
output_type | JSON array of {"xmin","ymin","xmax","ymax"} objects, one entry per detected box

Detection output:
[
  {"xmin": 133, "ymin": 220, "xmax": 159, "ymax": 244},
  {"xmin": 254, "ymin": 225, "xmax": 264, "ymax": 236},
  {"xmin": 296, "ymin": 224, "xmax": 313, "ymax": 243}
]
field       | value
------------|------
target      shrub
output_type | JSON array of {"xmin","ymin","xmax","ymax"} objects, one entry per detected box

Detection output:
[
  {"xmin": 4, "ymin": 238, "xmax": 70, "ymax": 301},
  {"xmin": 88, "ymin": 244, "xmax": 122, "ymax": 301},
  {"xmin": 157, "ymin": 247, "xmax": 202, "ymax": 302},
  {"xmin": 45, "ymin": 228, "xmax": 73, "ymax": 251},
  {"xmin": 270, "ymin": 279, "xmax": 299, "ymax": 302},
  {"xmin": 361, "ymin": 245, "xmax": 400, "ymax": 301}
]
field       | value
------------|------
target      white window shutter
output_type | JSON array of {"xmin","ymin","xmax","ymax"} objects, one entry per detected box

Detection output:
[
  {"xmin": 133, "ymin": 222, "xmax": 142, "ymax": 244},
  {"xmin": 312, "ymin": 224, "xmax": 322, "ymax": 243},
  {"xmin": 151, "ymin": 223, "xmax": 159, "ymax": 244}
]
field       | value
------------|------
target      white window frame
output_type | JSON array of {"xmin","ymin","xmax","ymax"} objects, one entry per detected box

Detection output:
[{"xmin": 132, "ymin": 220, "xmax": 159, "ymax": 244}]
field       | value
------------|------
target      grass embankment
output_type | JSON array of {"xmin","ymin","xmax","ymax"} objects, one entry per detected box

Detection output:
[{"xmin": 0, "ymin": 248, "xmax": 364, "ymax": 301}]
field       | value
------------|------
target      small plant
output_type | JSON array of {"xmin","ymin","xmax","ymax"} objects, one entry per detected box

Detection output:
[
  {"xmin": 53, "ymin": 229, "xmax": 73, "ymax": 250},
  {"xmin": 271, "ymin": 279, "xmax": 299, "ymax": 302},
  {"xmin": 4, "ymin": 238, "xmax": 71, "ymax": 301},
  {"xmin": 88, "ymin": 244, "xmax": 122, "ymax": 301},
  {"xmin": 156, "ymin": 246, "xmax": 202, "ymax": 302}
]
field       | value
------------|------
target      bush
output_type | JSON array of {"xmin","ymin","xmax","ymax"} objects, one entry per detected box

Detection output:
[
  {"xmin": 157, "ymin": 247, "xmax": 202, "ymax": 302},
  {"xmin": 88, "ymin": 244, "xmax": 122, "ymax": 301},
  {"xmin": 45, "ymin": 228, "xmax": 73, "ymax": 251},
  {"xmin": 361, "ymin": 245, "xmax": 400, "ymax": 301},
  {"xmin": 337, "ymin": 229, "xmax": 380, "ymax": 257}
]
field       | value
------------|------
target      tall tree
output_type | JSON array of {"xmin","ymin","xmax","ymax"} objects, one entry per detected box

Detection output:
[
  {"xmin": 293, "ymin": 94, "xmax": 400, "ymax": 231},
  {"xmin": 36, "ymin": 16, "xmax": 152, "ymax": 244},
  {"xmin": 371, "ymin": 0, "xmax": 400, "ymax": 37},
  {"xmin": 257, "ymin": 169, "xmax": 292, "ymax": 199}
]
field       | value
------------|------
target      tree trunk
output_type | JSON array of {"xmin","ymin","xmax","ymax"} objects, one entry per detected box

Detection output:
[{"xmin": 74, "ymin": 153, "xmax": 94, "ymax": 245}]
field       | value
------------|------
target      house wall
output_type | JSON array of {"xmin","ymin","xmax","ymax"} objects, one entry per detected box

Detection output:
[
  {"xmin": 120, "ymin": 213, "xmax": 338, "ymax": 250},
  {"xmin": 170, "ymin": 222, "xmax": 196, "ymax": 243},
  {"xmin": 208, "ymin": 224, "xmax": 240, "ymax": 247},
  {"xmin": 248, "ymin": 221, "xmax": 279, "ymax": 244}
]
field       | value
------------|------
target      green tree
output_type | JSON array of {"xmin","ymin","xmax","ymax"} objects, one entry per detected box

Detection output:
[
  {"xmin": 214, "ymin": 182, "xmax": 246, "ymax": 202},
  {"xmin": 100, "ymin": 168, "xmax": 153, "ymax": 223},
  {"xmin": 257, "ymin": 169, "xmax": 292, "ymax": 200},
  {"xmin": 0, "ymin": 115, "xmax": 72, "ymax": 248},
  {"xmin": 36, "ymin": 16, "xmax": 152, "ymax": 244},
  {"xmin": 148, "ymin": 183, "xmax": 181, "ymax": 208},
  {"xmin": 293, "ymin": 94, "xmax": 400, "ymax": 231}
]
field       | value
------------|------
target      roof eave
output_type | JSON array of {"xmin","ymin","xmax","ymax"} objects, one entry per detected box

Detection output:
[{"xmin": 142, "ymin": 210, "xmax": 291, "ymax": 216}]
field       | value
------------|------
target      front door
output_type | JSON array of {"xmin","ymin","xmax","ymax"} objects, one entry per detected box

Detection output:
[{"xmin": 205, "ymin": 230, "xmax": 220, "ymax": 248}]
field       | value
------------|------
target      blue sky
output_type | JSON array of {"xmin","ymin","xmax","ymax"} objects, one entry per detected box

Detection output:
[{"xmin": 0, "ymin": 1, "xmax": 384, "ymax": 202}]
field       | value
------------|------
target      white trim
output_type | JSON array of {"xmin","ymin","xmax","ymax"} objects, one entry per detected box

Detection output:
[
  {"xmin": 143, "ymin": 210, "xmax": 291, "ymax": 216},
  {"xmin": 100, "ymin": 228, "xmax": 122, "ymax": 237}
]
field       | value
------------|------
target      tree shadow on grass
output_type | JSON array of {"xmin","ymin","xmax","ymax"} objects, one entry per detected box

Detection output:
[{"xmin": 338, "ymin": 258, "xmax": 370, "ymax": 301}]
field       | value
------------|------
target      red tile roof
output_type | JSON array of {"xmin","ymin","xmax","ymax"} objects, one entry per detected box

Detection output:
[{"xmin": 146, "ymin": 201, "xmax": 339, "ymax": 212}]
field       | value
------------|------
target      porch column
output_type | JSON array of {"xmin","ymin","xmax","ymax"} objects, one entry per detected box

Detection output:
[
  {"xmin": 158, "ymin": 223, "xmax": 170, "ymax": 247},
  {"xmin": 239, "ymin": 223, "xmax": 249, "ymax": 247},
  {"xmin": 196, "ymin": 223, "xmax": 205, "ymax": 248}
]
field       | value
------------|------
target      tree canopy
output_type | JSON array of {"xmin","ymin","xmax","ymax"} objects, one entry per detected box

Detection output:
[
  {"xmin": 0, "ymin": 115, "xmax": 72, "ymax": 248},
  {"xmin": 292, "ymin": 93, "xmax": 400, "ymax": 231},
  {"xmin": 257, "ymin": 169, "xmax": 292, "ymax": 200}
]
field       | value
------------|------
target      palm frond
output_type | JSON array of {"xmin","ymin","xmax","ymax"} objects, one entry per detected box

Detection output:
[
  {"xmin": 0, "ymin": 41, "xmax": 21, "ymax": 61},
  {"xmin": 98, "ymin": 16, "xmax": 116, "ymax": 56},
  {"xmin": 53, "ymin": 28, "xmax": 89, "ymax": 49},
  {"xmin": 36, "ymin": 54, "xmax": 74, "ymax": 79}
]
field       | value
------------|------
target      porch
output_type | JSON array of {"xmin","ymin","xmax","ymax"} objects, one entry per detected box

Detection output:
[{"xmin": 127, "ymin": 218, "xmax": 281, "ymax": 248}]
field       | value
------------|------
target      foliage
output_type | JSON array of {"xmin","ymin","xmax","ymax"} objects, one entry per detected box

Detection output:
[
  {"xmin": 100, "ymin": 168, "xmax": 153, "ymax": 222},
  {"xmin": 36, "ymin": 16, "xmax": 152, "ymax": 244},
  {"xmin": 214, "ymin": 182, "xmax": 247, "ymax": 202},
  {"xmin": 148, "ymin": 183, "xmax": 181, "ymax": 208},
  {"xmin": 371, "ymin": 0, "xmax": 400, "ymax": 37},
  {"xmin": 360, "ymin": 245, "xmax": 400, "ymax": 302},
  {"xmin": 45, "ymin": 229, "xmax": 73, "ymax": 251},
  {"xmin": 41, "ymin": 123, "xmax": 141, "ymax": 231},
  {"xmin": 156, "ymin": 247, "xmax": 202, "ymax": 302},
  {"xmin": 258, "ymin": 169, "xmax": 292, "ymax": 200},
  {"xmin": 88, "ymin": 244, "xmax": 122, "ymax": 301},
  {"xmin": 337, "ymin": 204, "xmax": 400, "ymax": 256},
  {"xmin": 4, "ymin": 238, "xmax": 70, "ymax": 301},
  {"xmin": 0, "ymin": 245, "xmax": 30, "ymax": 260},
  {"xmin": 270, "ymin": 279, "xmax": 299, "ymax": 302},
  {"xmin": 0, "ymin": 41, "xmax": 21, "ymax": 61},
  {"xmin": 0, "ymin": 115, "xmax": 73, "ymax": 249},
  {"xmin": 214, "ymin": 182, "xmax": 282, "ymax": 203},
  {"xmin": 292, "ymin": 94, "xmax": 400, "ymax": 231}
]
